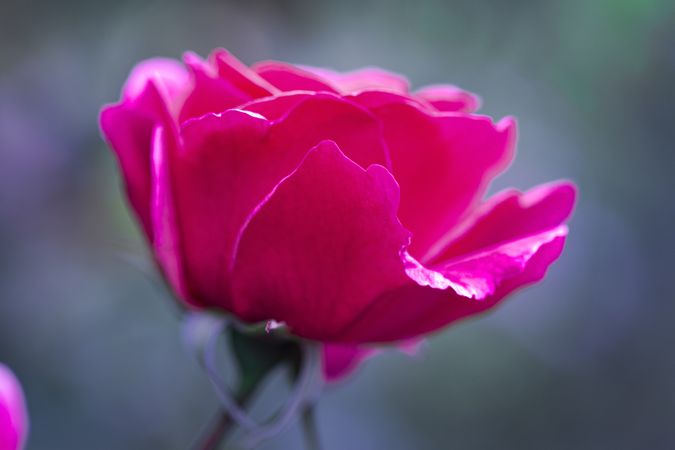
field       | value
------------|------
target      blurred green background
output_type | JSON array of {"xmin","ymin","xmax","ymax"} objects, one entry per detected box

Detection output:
[{"xmin": 1, "ymin": 0, "xmax": 674, "ymax": 448}]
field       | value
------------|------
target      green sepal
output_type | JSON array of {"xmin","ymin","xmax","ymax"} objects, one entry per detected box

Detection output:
[{"xmin": 228, "ymin": 326, "xmax": 302, "ymax": 395}]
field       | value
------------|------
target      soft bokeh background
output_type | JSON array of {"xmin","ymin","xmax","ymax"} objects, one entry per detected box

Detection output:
[{"xmin": 2, "ymin": 0, "xmax": 674, "ymax": 448}]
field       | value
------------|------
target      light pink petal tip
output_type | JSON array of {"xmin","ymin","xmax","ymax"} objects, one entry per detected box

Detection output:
[
  {"xmin": 122, "ymin": 58, "xmax": 189, "ymax": 107},
  {"xmin": 415, "ymin": 84, "xmax": 482, "ymax": 113},
  {"xmin": 304, "ymin": 66, "xmax": 410, "ymax": 94},
  {"xmin": 253, "ymin": 61, "xmax": 339, "ymax": 93},
  {"xmin": 0, "ymin": 365, "xmax": 28, "ymax": 450}
]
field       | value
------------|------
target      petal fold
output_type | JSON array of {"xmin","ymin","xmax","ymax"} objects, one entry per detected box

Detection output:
[
  {"xmin": 337, "ymin": 227, "xmax": 567, "ymax": 343},
  {"xmin": 231, "ymin": 141, "xmax": 410, "ymax": 340},
  {"xmin": 150, "ymin": 126, "xmax": 188, "ymax": 302},
  {"xmin": 430, "ymin": 181, "xmax": 577, "ymax": 262},
  {"xmin": 179, "ymin": 50, "xmax": 277, "ymax": 123},
  {"xmin": 175, "ymin": 95, "xmax": 392, "ymax": 308},
  {"xmin": 351, "ymin": 93, "xmax": 517, "ymax": 258},
  {"xmin": 100, "ymin": 59, "xmax": 187, "ymax": 239}
]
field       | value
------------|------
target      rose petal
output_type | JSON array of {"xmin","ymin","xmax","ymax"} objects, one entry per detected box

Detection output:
[
  {"xmin": 175, "ymin": 95, "xmax": 392, "ymax": 308},
  {"xmin": 212, "ymin": 49, "xmax": 279, "ymax": 98},
  {"xmin": 322, "ymin": 344, "xmax": 376, "ymax": 383},
  {"xmin": 415, "ymin": 84, "xmax": 482, "ymax": 113},
  {"xmin": 336, "ymin": 226, "xmax": 567, "ymax": 343},
  {"xmin": 240, "ymin": 91, "xmax": 314, "ymax": 121},
  {"xmin": 346, "ymin": 90, "xmax": 430, "ymax": 111},
  {"xmin": 230, "ymin": 141, "xmax": 410, "ymax": 340},
  {"xmin": 179, "ymin": 50, "xmax": 277, "ymax": 123},
  {"xmin": 302, "ymin": 66, "xmax": 410, "ymax": 94},
  {"xmin": 340, "ymin": 182, "xmax": 577, "ymax": 342},
  {"xmin": 100, "ymin": 60, "xmax": 187, "ymax": 239},
  {"xmin": 0, "ymin": 365, "xmax": 28, "ymax": 450},
  {"xmin": 150, "ymin": 126, "xmax": 188, "ymax": 303},
  {"xmin": 430, "ymin": 181, "xmax": 577, "ymax": 262},
  {"xmin": 252, "ymin": 61, "xmax": 339, "ymax": 93},
  {"xmin": 121, "ymin": 59, "xmax": 189, "ymax": 114},
  {"xmin": 351, "ymin": 93, "xmax": 516, "ymax": 259}
]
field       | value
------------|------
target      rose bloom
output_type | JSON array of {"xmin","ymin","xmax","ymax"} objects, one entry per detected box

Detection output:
[
  {"xmin": 101, "ymin": 49, "xmax": 576, "ymax": 381},
  {"xmin": 0, "ymin": 364, "xmax": 28, "ymax": 450}
]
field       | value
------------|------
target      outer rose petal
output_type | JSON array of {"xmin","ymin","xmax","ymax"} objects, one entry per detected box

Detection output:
[
  {"xmin": 336, "ymin": 226, "xmax": 567, "ymax": 343},
  {"xmin": 179, "ymin": 50, "xmax": 277, "ymax": 123},
  {"xmin": 231, "ymin": 141, "xmax": 410, "ymax": 340},
  {"xmin": 335, "ymin": 181, "xmax": 576, "ymax": 343},
  {"xmin": 252, "ymin": 61, "xmax": 339, "ymax": 93},
  {"xmin": 301, "ymin": 66, "xmax": 410, "ymax": 94},
  {"xmin": 0, "ymin": 365, "xmax": 28, "ymax": 450},
  {"xmin": 321, "ymin": 339, "xmax": 423, "ymax": 382},
  {"xmin": 415, "ymin": 85, "xmax": 482, "ymax": 113},
  {"xmin": 100, "ymin": 59, "xmax": 187, "ymax": 239},
  {"xmin": 322, "ymin": 345, "xmax": 376, "ymax": 383},
  {"xmin": 212, "ymin": 49, "xmax": 279, "ymax": 98},
  {"xmin": 240, "ymin": 91, "xmax": 315, "ymax": 121},
  {"xmin": 430, "ymin": 181, "xmax": 577, "ymax": 262},
  {"xmin": 351, "ymin": 92, "xmax": 516, "ymax": 259},
  {"xmin": 150, "ymin": 126, "xmax": 188, "ymax": 302},
  {"xmin": 175, "ymin": 96, "xmax": 392, "ymax": 309}
]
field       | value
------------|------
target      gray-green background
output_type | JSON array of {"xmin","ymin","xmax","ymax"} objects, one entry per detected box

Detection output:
[{"xmin": 1, "ymin": 0, "xmax": 674, "ymax": 448}]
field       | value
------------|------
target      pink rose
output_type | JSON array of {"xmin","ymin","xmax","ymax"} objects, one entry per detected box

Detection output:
[
  {"xmin": 100, "ymin": 49, "xmax": 576, "ymax": 381},
  {"xmin": 0, "ymin": 364, "xmax": 28, "ymax": 450}
]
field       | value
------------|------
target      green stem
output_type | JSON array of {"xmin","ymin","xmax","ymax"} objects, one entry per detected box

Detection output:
[
  {"xmin": 190, "ymin": 387, "xmax": 254, "ymax": 450},
  {"xmin": 300, "ymin": 406, "xmax": 322, "ymax": 450}
]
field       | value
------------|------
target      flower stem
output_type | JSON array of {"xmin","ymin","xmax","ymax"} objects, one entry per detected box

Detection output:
[
  {"xmin": 191, "ymin": 409, "xmax": 234, "ymax": 450},
  {"xmin": 190, "ymin": 387, "xmax": 253, "ymax": 450},
  {"xmin": 300, "ymin": 406, "xmax": 322, "ymax": 450}
]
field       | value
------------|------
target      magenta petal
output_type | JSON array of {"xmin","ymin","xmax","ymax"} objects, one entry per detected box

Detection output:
[
  {"xmin": 0, "ymin": 365, "xmax": 28, "ymax": 450},
  {"xmin": 174, "ymin": 110, "xmax": 271, "ymax": 309},
  {"xmin": 415, "ymin": 84, "xmax": 482, "ymax": 113},
  {"xmin": 347, "ymin": 90, "xmax": 430, "ymax": 111},
  {"xmin": 268, "ymin": 93, "xmax": 392, "ymax": 171},
  {"xmin": 179, "ymin": 50, "xmax": 276, "ymax": 123},
  {"xmin": 253, "ymin": 61, "xmax": 339, "ymax": 93},
  {"xmin": 121, "ymin": 58, "xmax": 189, "ymax": 114},
  {"xmin": 149, "ymin": 126, "xmax": 188, "ymax": 303},
  {"xmin": 303, "ymin": 66, "xmax": 410, "ymax": 94},
  {"xmin": 408, "ymin": 226, "xmax": 568, "ymax": 300},
  {"xmin": 240, "ymin": 91, "xmax": 314, "ymax": 121},
  {"xmin": 231, "ymin": 141, "xmax": 410, "ymax": 340},
  {"xmin": 321, "ymin": 344, "xmax": 376, "ymax": 383},
  {"xmin": 337, "ymin": 227, "xmax": 567, "ymax": 343},
  {"xmin": 100, "ymin": 60, "xmax": 186, "ymax": 240},
  {"xmin": 175, "ymin": 94, "xmax": 391, "ymax": 308},
  {"xmin": 352, "ymin": 94, "xmax": 516, "ymax": 258},
  {"xmin": 212, "ymin": 49, "xmax": 279, "ymax": 98},
  {"xmin": 431, "ymin": 181, "xmax": 577, "ymax": 262}
]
